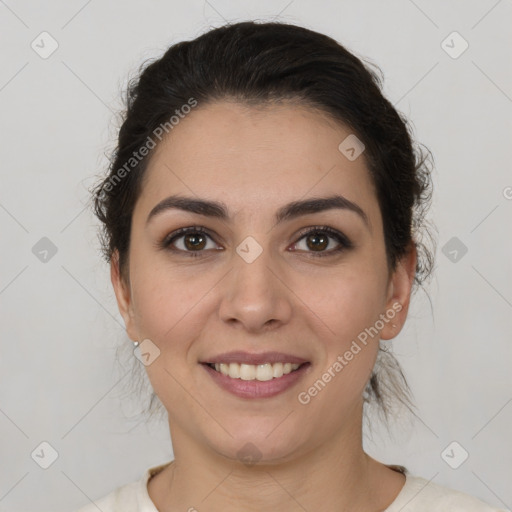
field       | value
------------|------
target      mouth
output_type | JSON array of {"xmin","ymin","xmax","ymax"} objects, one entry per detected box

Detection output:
[{"xmin": 200, "ymin": 355, "xmax": 311, "ymax": 399}]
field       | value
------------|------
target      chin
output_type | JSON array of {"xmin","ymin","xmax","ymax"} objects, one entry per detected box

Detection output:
[{"xmin": 206, "ymin": 422, "xmax": 307, "ymax": 467}]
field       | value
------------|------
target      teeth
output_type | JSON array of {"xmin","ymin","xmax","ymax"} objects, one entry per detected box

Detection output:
[
  {"xmin": 211, "ymin": 362, "xmax": 301, "ymax": 381},
  {"xmin": 273, "ymin": 362, "xmax": 284, "ymax": 378}
]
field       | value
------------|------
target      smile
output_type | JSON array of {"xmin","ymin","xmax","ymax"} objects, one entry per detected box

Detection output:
[
  {"xmin": 206, "ymin": 362, "xmax": 302, "ymax": 381},
  {"xmin": 202, "ymin": 361, "xmax": 311, "ymax": 399}
]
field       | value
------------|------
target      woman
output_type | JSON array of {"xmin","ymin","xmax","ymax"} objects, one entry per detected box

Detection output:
[{"xmin": 75, "ymin": 21, "xmax": 505, "ymax": 512}]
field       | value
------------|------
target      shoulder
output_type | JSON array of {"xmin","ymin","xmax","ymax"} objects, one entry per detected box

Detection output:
[
  {"xmin": 72, "ymin": 479, "xmax": 144, "ymax": 512},
  {"xmin": 71, "ymin": 462, "xmax": 172, "ymax": 512},
  {"xmin": 387, "ymin": 474, "xmax": 509, "ymax": 512}
]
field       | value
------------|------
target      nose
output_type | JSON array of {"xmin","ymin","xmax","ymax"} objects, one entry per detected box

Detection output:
[{"xmin": 218, "ymin": 242, "xmax": 293, "ymax": 334}]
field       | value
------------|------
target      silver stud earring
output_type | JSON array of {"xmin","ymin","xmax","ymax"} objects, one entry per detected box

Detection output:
[{"xmin": 134, "ymin": 341, "xmax": 139, "ymax": 347}]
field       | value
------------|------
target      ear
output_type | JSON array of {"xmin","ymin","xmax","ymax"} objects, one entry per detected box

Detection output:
[
  {"xmin": 380, "ymin": 242, "xmax": 417, "ymax": 340},
  {"xmin": 110, "ymin": 250, "xmax": 138, "ymax": 342}
]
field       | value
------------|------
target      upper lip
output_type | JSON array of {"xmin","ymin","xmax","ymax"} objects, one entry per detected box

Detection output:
[{"xmin": 202, "ymin": 351, "xmax": 309, "ymax": 365}]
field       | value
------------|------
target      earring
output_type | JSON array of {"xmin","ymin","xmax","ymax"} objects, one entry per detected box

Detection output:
[{"xmin": 133, "ymin": 341, "xmax": 139, "ymax": 347}]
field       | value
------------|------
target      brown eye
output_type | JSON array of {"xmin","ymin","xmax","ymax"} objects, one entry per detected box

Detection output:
[
  {"xmin": 183, "ymin": 232, "xmax": 207, "ymax": 250},
  {"xmin": 305, "ymin": 232, "xmax": 329, "ymax": 252},
  {"xmin": 292, "ymin": 226, "xmax": 352, "ymax": 257},
  {"xmin": 162, "ymin": 227, "xmax": 220, "ymax": 256}
]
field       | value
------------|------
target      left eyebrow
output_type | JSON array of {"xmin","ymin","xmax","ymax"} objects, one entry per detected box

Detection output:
[
  {"xmin": 146, "ymin": 194, "xmax": 371, "ymax": 232},
  {"xmin": 275, "ymin": 195, "xmax": 371, "ymax": 231}
]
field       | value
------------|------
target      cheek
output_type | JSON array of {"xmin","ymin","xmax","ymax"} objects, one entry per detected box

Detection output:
[
  {"xmin": 294, "ymin": 274, "xmax": 384, "ymax": 421},
  {"xmin": 131, "ymin": 270, "xmax": 205, "ymax": 341},
  {"xmin": 129, "ymin": 254, "xmax": 223, "ymax": 360},
  {"xmin": 129, "ymin": 265, "xmax": 215, "ymax": 401},
  {"xmin": 293, "ymin": 258, "xmax": 387, "ymax": 405},
  {"xmin": 301, "ymin": 262, "xmax": 388, "ymax": 347}
]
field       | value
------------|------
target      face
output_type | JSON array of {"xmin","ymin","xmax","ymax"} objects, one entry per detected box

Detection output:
[{"xmin": 112, "ymin": 100, "xmax": 416, "ymax": 464}]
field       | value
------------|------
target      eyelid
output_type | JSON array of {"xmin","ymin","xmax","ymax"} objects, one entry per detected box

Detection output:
[
  {"xmin": 294, "ymin": 225, "xmax": 351, "ymax": 244},
  {"xmin": 160, "ymin": 226, "xmax": 220, "ymax": 251},
  {"xmin": 159, "ymin": 224, "xmax": 353, "ymax": 256},
  {"xmin": 292, "ymin": 225, "xmax": 353, "ymax": 255}
]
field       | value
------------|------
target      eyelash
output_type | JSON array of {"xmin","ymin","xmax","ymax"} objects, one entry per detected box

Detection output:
[{"xmin": 159, "ymin": 225, "xmax": 353, "ymax": 258}]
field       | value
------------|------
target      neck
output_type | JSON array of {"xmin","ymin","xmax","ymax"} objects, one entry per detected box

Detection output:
[{"xmin": 149, "ymin": 405, "xmax": 403, "ymax": 512}]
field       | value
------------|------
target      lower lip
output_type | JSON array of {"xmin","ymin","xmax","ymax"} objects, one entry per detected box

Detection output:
[{"xmin": 202, "ymin": 363, "xmax": 311, "ymax": 399}]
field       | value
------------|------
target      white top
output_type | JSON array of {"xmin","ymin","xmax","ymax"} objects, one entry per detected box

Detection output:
[{"xmin": 73, "ymin": 462, "xmax": 508, "ymax": 512}]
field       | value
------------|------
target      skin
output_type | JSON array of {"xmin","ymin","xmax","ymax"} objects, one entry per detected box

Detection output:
[{"xmin": 111, "ymin": 100, "xmax": 417, "ymax": 512}]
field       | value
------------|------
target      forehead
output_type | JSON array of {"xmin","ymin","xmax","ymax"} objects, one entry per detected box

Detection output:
[{"xmin": 135, "ymin": 100, "xmax": 380, "ymax": 225}]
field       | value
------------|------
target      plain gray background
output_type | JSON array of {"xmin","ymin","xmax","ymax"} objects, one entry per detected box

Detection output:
[{"xmin": 1, "ymin": 1, "xmax": 511, "ymax": 511}]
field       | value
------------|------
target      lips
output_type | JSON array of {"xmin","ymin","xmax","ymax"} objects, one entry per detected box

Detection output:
[
  {"xmin": 201, "ymin": 351, "xmax": 308, "ymax": 365},
  {"xmin": 200, "ymin": 351, "xmax": 311, "ymax": 399}
]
